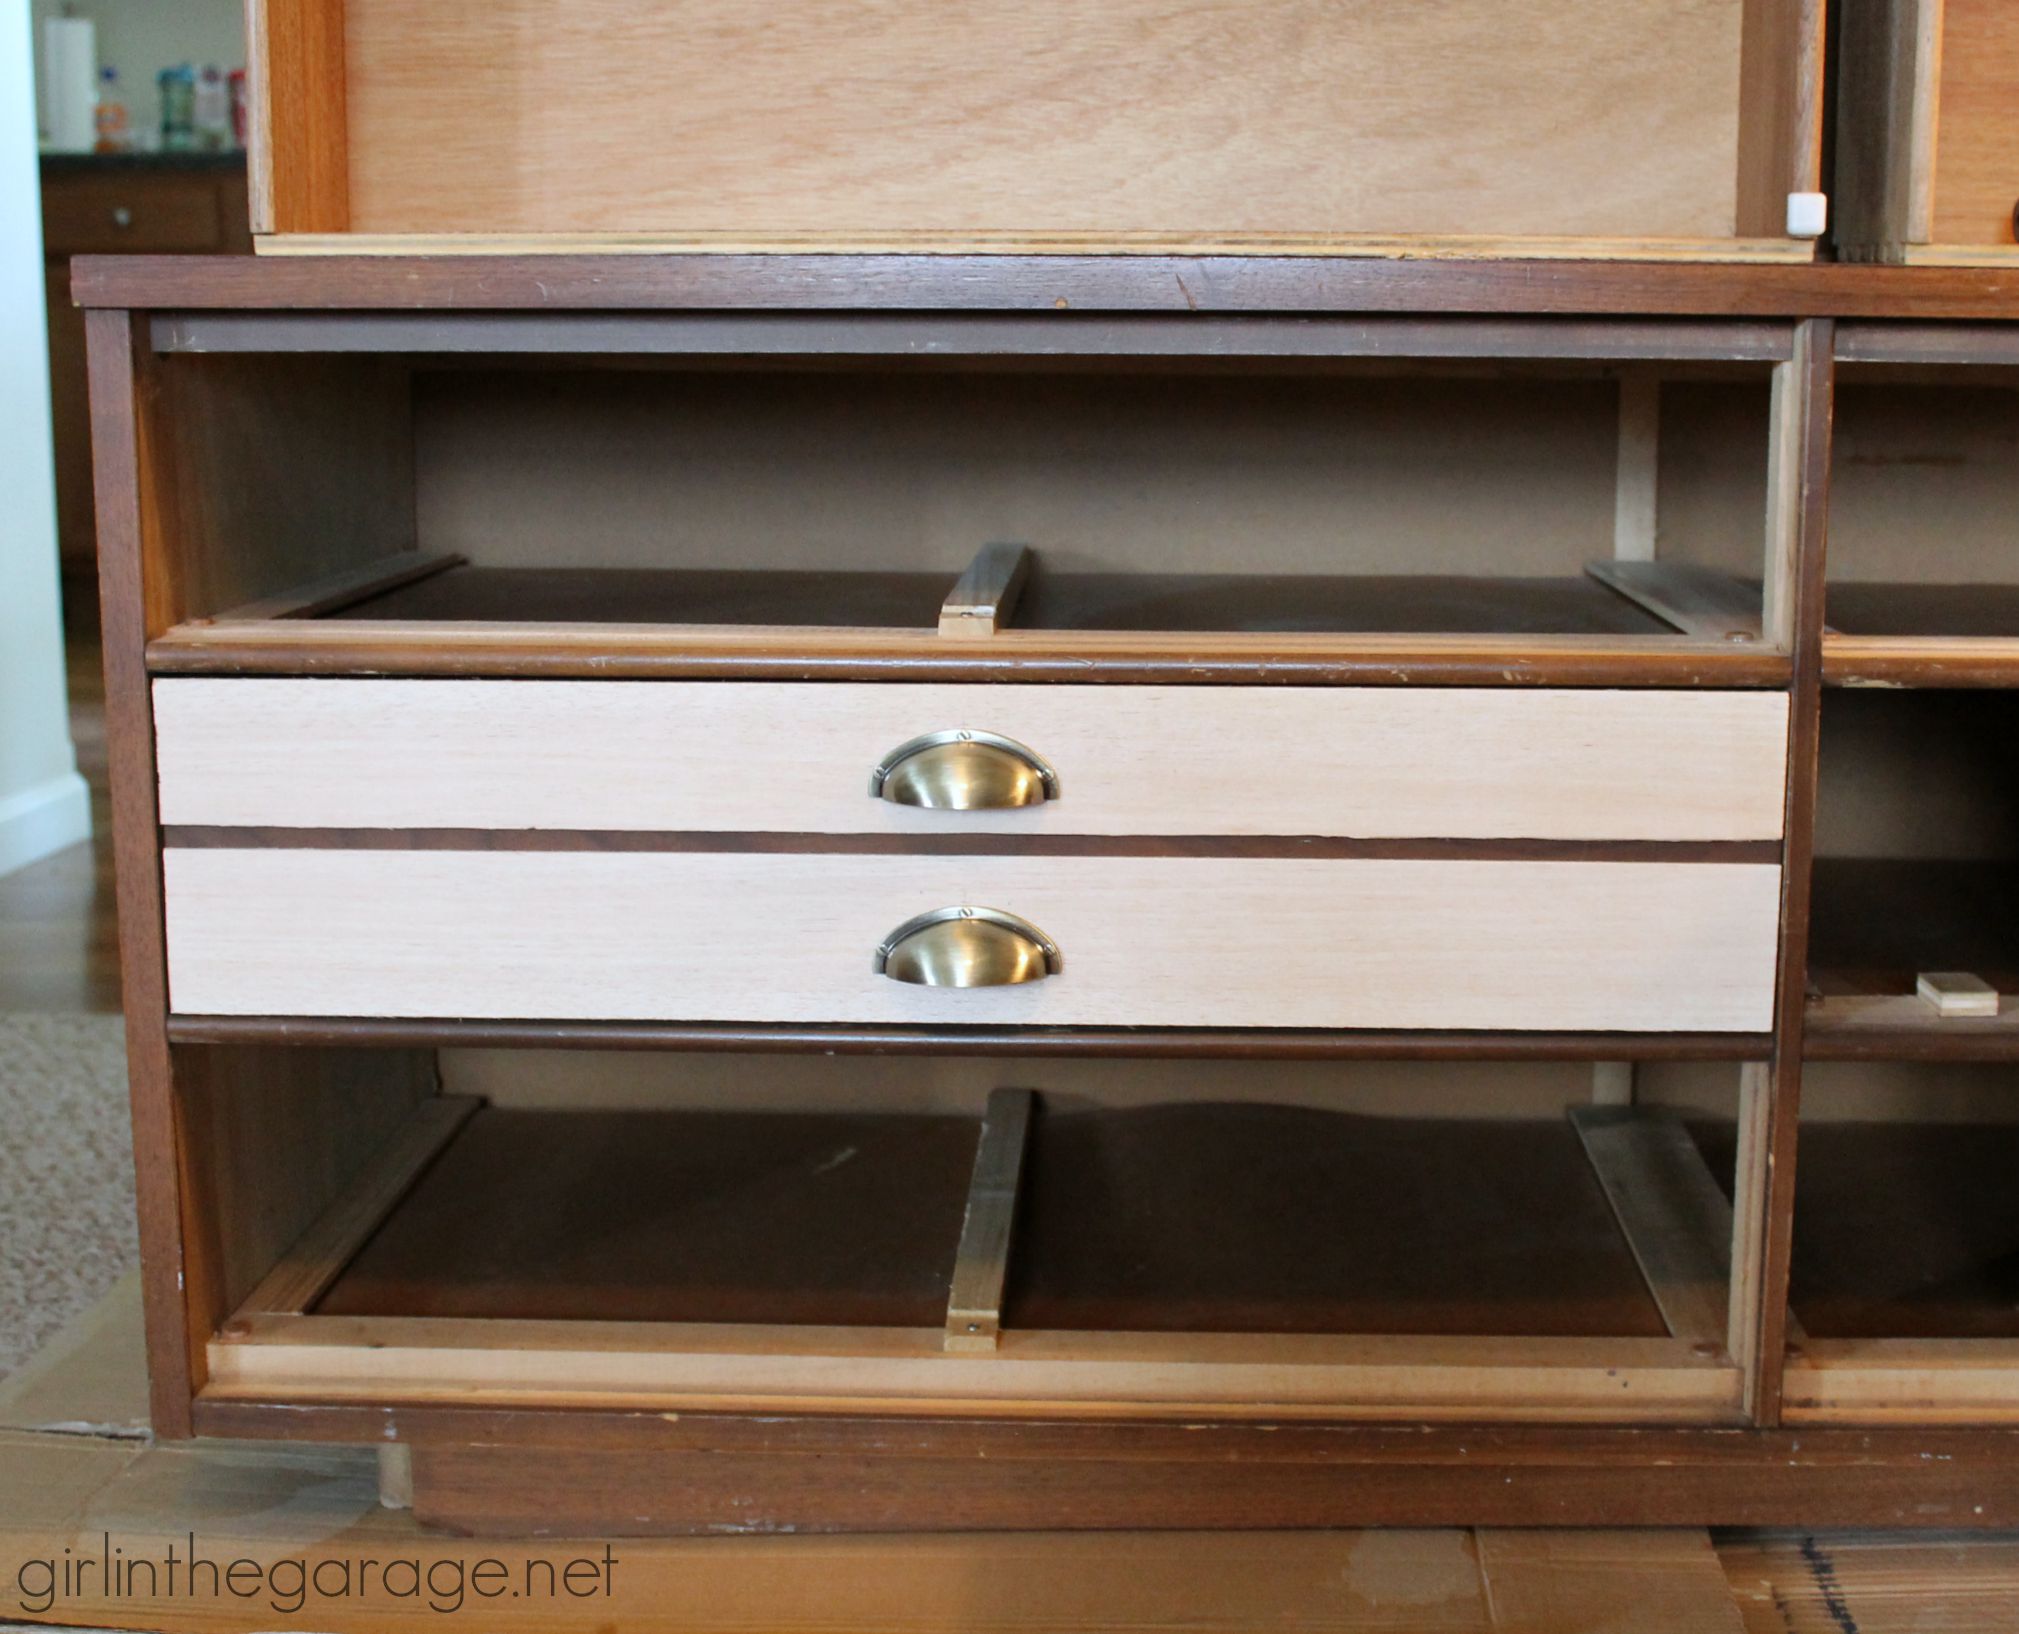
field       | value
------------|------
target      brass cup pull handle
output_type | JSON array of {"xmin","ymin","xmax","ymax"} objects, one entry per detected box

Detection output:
[
  {"xmin": 869, "ymin": 731, "xmax": 1059, "ymax": 810},
  {"xmin": 874, "ymin": 907, "xmax": 1062, "ymax": 987}
]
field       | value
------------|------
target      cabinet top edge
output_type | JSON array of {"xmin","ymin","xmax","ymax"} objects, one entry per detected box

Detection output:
[{"xmin": 66, "ymin": 254, "xmax": 2019, "ymax": 323}]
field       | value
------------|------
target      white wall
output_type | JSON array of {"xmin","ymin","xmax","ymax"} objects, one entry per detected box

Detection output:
[
  {"xmin": 31, "ymin": 0, "xmax": 244, "ymax": 149},
  {"xmin": 2, "ymin": 0, "xmax": 91, "ymax": 877}
]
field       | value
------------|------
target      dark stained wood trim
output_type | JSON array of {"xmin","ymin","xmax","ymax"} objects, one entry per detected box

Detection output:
[
  {"xmin": 143, "ymin": 628, "xmax": 1794, "ymax": 687},
  {"xmin": 146, "ymin": 310, "xmax": 1800, "ymax": 361},
  {"xmin": 1822, "ymin": 639, "xmax": 2019, "ymax": 688},
  {"xmin": 157, "ymin": 826, "xmax": 1784, "ymax": 864},
  {"xmin": 87, "ymin": 307, "xmax": 196, "ymax": 1439},
  {"xmin": 183, "ymin": 1397, "xmax": 2019, "ymax": 1530},
  {"xmin": 162, "ymin": 1015, "xmax": 1774, "ymax": 1061},
  {"xmin": 1746, "ymin": 318, "xmax": 1835, "ymax": 1425},
  {"xmin": 1836, "ymin": 323, "xmax": 2019, "ymax": 365},
  {"xmin": 67, "ymin": 253, "xmax": 2019, "ymax": 319},
  {"xmin": 402, "ymin": 1437, "xmax": 2019, "ymax": 1533}
]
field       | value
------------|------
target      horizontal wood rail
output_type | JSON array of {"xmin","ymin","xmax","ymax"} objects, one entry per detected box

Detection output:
[
  {"xmin": 71, "ymin": 254, "xmax": 2019, "ymax": 319},
  {"xmin": 163, "ymin": 1014, "xmax": 1777, "ymax": 1059}
]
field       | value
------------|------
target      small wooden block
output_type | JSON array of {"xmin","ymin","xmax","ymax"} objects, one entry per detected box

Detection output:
[
  {"xmin": 939, "ymin": 542, "xmax": 1031, "ymax": 640},
  {"xmin": 1917, "ymin": 972, "xmax": 2001, "ymax": 1019}
]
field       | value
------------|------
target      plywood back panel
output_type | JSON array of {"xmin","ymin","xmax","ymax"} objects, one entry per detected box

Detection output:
[
  {"xmin": 417, "ymin": 371, "xmax": 1634, "ymax": 577},
  {"xmin": 444, "ymin": 1050, "xmax": 2018, "ymax": 1125},
  {"xmin": 1826, "ymin": 384, "xmax": 2019, "ymax": 584},
  {"xmin": 339, "ymin": 0, "xmax": 1749, "ymax": 240},
  {"xmin": 444, "ymin": 1049, "xmax": 1753, "ymax": 1123},
  {"xmin": 1814, "ymin": 691, "xmax": 2019, "ymax": 860}
]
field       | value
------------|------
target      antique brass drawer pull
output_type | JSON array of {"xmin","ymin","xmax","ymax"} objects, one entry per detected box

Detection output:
[
  {"xmin": 873, "ymin": 907, "xmax": 1062, "ymax": 987},
  {"xmin": 869, "ymin": 731, "xmax": 1059, "ymax": 810}
]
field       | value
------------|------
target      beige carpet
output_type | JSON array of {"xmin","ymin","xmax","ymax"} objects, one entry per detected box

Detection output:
[{"xmin": 0, "ymin": 1013, "xmax": 136, "ymax": 1379}]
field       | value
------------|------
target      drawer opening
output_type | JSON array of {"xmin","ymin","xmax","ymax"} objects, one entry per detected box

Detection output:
[
  {"xmin": 198, "ymin": 1053, "xmax": 1759, "ymax": 1423},
  {"xmin": 1806, "ymin": 689, "xmax": 2019, "ymax": 1058},
  {"xmin": 1820, "ymin": 360, "xmax": 2019, "ymax": 684},
  {"xmin": 136, "ymin": 350, "xmax": 1798, "ymax": 685},
  {"xmin": 1777, "ymin": 1063, "xmax": 2019, "ymax": 1422}
]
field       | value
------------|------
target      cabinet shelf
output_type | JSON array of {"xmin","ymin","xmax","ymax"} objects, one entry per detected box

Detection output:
[
  {"xmin": 1806, "ymin": 860, "xmax": 2019, "ymax": 1059},
  {"xmin": 1823, "ymin": 586, "xmax": 2019, "ymax": 688},
  {"xmin": 1780, "ymin": 1121, "xmax": 2019, "ymax": 1342},
  {"xmin": 205, "ymin": 1088, "xmax": 1746, "ymax": 1424},
  {"xmin": 150, "ymin": 556, "xmax": 1785, "ymax": 686},
  {"xmin": 1806, "ymin": 857, "xmax": 2019, "ymax": 1057},
  {"xmin": 1766, "ymin": 1114, "xmax": 2019, "ymax": 1425}
]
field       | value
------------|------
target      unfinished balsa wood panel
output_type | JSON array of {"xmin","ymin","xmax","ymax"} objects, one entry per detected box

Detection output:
[
  {"xmin": 151, "ymin": 680, "xmax": 1791, "ymax": 841},
  {"xmin": 336, "ymin": 0, "xmax": 1749, "ymax": 242},
  {"xmin": 161, "ymin": 851, "xmax": 1783, "ymax": 1031},
  {"xmin": 204, "ymin": 1313, "xmax": 1740, "ymax": 1421}
]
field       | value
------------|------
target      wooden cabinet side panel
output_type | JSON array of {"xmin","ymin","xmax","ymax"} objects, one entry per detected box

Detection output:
[
  {"xmin": 1736, "ymin": 0, "xmax": 1827, "ymax": 237},
  {"xmin": 247, "ymin": 0, "xmax": 350, "ymax": 234},
  {"xmin": 177, "ymin": 1044, "xmax": 437, "ymax": 1329},
  {"xmin": 87, "ymin": 309, "xmax": 195, "ymax": 1435}
]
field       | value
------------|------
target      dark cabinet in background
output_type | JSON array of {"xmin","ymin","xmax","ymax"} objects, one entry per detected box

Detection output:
[{"xmin": 42, "ymin": 155, "xmax": 249, "ymax": 629}]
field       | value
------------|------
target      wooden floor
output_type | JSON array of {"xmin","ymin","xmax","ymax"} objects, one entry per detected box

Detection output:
[{"xmin": 0, "ymin": 635, "xmax": 118, "ymax": 1013}]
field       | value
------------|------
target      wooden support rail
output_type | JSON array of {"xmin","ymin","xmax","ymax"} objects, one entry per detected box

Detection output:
[
  {"xmin": 1585, "ymin": 562, "xmax": 1762, "ymax": 643},
  {"xmin": 209, "ymin": 551, "xmax": 465, "ymax": 623},
  {"xmin": 944, "ymin": 1089, "xmax": 1035, "ymax": 1353},
  {"xmin": 1568, "ymin": 1106, "xmax": 1733, "ymax": 1351}
]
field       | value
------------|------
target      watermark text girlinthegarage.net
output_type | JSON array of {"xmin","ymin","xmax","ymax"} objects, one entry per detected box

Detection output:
[{"xmin": 14, "ymin": 1533, "xmax": 619, "ymax": 1616}]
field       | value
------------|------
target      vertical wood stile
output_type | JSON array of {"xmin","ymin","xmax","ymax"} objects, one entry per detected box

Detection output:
[
  {"xmin": 1732, "ymin": 318, "xmax": 1834, "ymax": 1422},
  {"xmin": 1736, "ymin": 0, "xmax": 1828, "ymax": 239},
  {"xmin": 248, "ymin": 0, "xmax": 352, "ymax": 236},
  {"xmin": 1593, "ymin": 376, "xmax": 1660, "ymax": 1111},
  {"xmin": 87, "ymin": 310, "xmax": 198, "ymax": 1436},
  {"xmin": 1613, "ymin": 375, "xmax": 1661, "ymax": 564},
  {"xmin": 1832, "ymin": 0, "xmax": 1945, "ymax": 259}
]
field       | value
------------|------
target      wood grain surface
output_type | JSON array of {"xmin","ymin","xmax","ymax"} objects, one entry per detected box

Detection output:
[
  {"xmin": 152, "ymin": 679, "xmax": 1790, "ymax": 840},
  {"xmin": 160, "ymin": 850, "xmax": 1785, "ymax": 1031}
]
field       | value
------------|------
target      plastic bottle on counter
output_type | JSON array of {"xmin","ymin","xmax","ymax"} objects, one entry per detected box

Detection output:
[
  {"xmin": 194, "ymin": 65, "xmax": 231, "ymax": 150},
  {"xmin": 93, "ymin": 66, "xmax": 131, "ymax": 153},
  {"xmin": 158, "ymin": 64, "xmax": 195, "ymax": 151},
  {"xmin": 228, "ymin": 69, "xmax": 248, "ymax": 148}
]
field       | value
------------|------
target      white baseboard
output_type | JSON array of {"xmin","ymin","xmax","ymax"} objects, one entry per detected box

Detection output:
[{"xmin": 0, "ymin": 770, "xmax": 92, "ymax": 878}]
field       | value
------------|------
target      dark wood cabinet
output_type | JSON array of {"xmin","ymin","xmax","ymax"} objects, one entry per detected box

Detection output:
[{"xmin": 41, "ymin": 156, "xmax": 249, "ymax": 627}]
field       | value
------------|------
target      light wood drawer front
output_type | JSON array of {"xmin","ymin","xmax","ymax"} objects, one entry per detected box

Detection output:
[
  {"xmin": 153, "ymin": 680, "xmax": 1789, "ymax": 841},
  {"xmin": 162, "ymin": 851, "xmax": 1782, "ymax": 1031}
]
